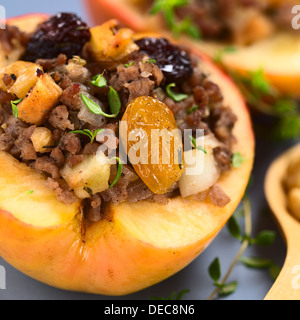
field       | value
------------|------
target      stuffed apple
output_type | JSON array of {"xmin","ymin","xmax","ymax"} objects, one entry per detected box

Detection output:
[
  {"xmin": 0, "ymin": 13, "xmax": 254, "ymax": 295},
  {"xmin": 85, "ymin": 0, "xmax": 300, "ymax": 98}
]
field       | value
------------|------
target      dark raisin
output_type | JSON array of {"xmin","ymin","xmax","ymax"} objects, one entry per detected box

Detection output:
[
  {"xmin": 136, "ymin": 37, "xmax": 193, "ymax": 84},
  {"xmin": 23, "ymin": 13, "xmax": 91, "ymax": 62}
]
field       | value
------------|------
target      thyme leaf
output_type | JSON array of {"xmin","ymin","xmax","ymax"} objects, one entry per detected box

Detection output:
[
  {"xmin": 166, "ymin": 83, "xmax": 188, "ymax": 102},
  {"xmin": 231, "ymin": 152, "xmax": 246, "ymax": 168},
  {"xmin": 91, "ymin": 74, "xmax": 107, "ymax": 88},
  {"xmin": 109, "ymin": 157, "xmax": 123, "ymax": 189},
  {"xmin": 81, "ymin": 94, "xmax": 117, "ymax": 118},
  {"xmin": 70, "ymin": 128, "xmax": 104, "ymax": 144},
  {"xmin": 188, "ymin": 135, "xmax": 207, "ymax": 154},
  {"xmin": 11, "ymin": 98, "xmax": 22, "ymax": 118}
]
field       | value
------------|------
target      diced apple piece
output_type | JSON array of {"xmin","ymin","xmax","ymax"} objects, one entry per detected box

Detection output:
[
  {"xmin": 88, "ymin": 19, "xmax": 139, "ymax": 62},
  {"xmin": 0, "ymin": 61, "xmax": 42, "ymax": 98},
  {"xmin": 179, "ymin": 146, "xmax": 220, "ymax": 198},
  {"xmin": 17, "ymin": 73, "xmax": 62, "ymax": 125},
  {"xmin": 60, "ymin": 152, "xmax": 110, "ymax": 199},
  {"xmin": 31, "ymin": 127, "xmax": 54, "ymax": 153}
]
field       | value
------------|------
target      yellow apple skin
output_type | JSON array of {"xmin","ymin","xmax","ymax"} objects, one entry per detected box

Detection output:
[
  {"xmin": 86, "ymin": 0, "xmax": 300, "ymax": 98},
  {"xmin": 0, "ymin": 16, "xmax": 254, "ymax": 295}
]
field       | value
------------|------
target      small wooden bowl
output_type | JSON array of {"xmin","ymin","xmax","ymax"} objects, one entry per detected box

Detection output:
[{"xmin": 265, "ymin": 143, "xmax": 300, "ymax": 300}]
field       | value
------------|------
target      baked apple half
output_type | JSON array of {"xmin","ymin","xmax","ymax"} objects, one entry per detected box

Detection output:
[
  {"xmin": 0, "ymin": 13, "xmax": 254, "ymax": 295},
  {"xmin": 85, "ymin": 0, "xmax": 300, "ymax": 98}
]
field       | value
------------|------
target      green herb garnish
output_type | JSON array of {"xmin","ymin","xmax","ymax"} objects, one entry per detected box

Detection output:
[
  {"xmin": 124, "ymin": 61, "xmax": 134, "ymax": 68},
  {"xmin": 166, "ymin": 83, "xmax": 188, "ymax": 102},
  {"xmin": 109, "ymin": 157, "xmax": 123, "ymax": 189},
  {"xmin": 11, "ymin": 98, "xmax": 22, "ymax": 118},
  {"xmin": 26, "ymin": 190, "xmax": 34, "ymax": 194},
  {"xmin": 231, "ymin": 152, "xmax": 246, "ymax": 168},
  {"xmin": 108, "ymin": 87, "xmax": 121, "ymax": 115},
  {"xmin": 187, "ymin": 105, "xmax": 198, "ymax": 114},
  {"xmin": 213, "ymin": 46, "xmax": 237, "ymax": 64},
  {"xmin": 142, "ymin": 58, "xmax": 157, "ymax": 64},
  {"xmin": 90, "ymin": 75, "xmax": 121, "ymax": 116},
  {"xmin": 223, "ymin": 67, "xmax": 300, "ymax": 140},
  {"xmin": 70, "ymin": 128, "xmax": 104, "ymax": 144},
  {"xmin": 207, "ymin": 195, "xmax": 279, "ymax": 299},
  {"xmin": 91, "ymin": 74, "xmax": 107, "ymax": 88},
  {"xmin": 81, "ymin": 94, "xmax": 118, "ymax": 118},
  {"xmin": 240, "ymin": 256, "xmax": 280, "ymax": 280},
  {"xmin": 188, "ymin": 135, "xmax": 207, "ymax": 154},
  {"xmin": 151, "ymin": 289, "xmax": 190, "ymax": 300},
  {"xmin": 208, "ymin": 257, "xmax": 238, "ymax": 297},
  {"xmin": 150, "ymin": 0, "xmax": 201, "ymax": 39}
]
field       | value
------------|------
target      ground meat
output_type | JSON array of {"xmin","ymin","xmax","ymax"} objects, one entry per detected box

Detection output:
[
  {"xmin": 125, "ymin": 78, "xmax": 155, "ymax": 102},
  {"xmin": 150, "ymin": 194, "xmax": 170, "ymax": 205},
  {"xmin": 109, "ymin": 56, "xmax": 163, "ymax": 104},
  {"xmin": 0, "ymin": 90, "xmax": 13, "ymax": 106},
  {"xmin": 126, "ymin": 180, "xmax": 154, "ymax": 203},
  {"xmin": 48, "ymin": 105, "xmax": 74, "ymax": 130},
  {"xmin": 204, "ymin": 81, "xmax": 223, "ymax": 103},
  {"xmin": 60, "ymin": 83, "xmax": 81, "ymax": 110},
  {"xmin": 0, "ymin": 20, "xmax": 238, "ymax": 221},
  {"xmin": 83, "ymin": 142, "xmax": 101, "ymax": 155},
  {"xmin": 61, "ymin": 133, "xmax": 81, "ymax": 154},
  {"xmin": 0, "ymin": 133, "xmax": 14, "ymax": 151},
  {"xmin": 5, "ymin": 116, "xmax": 27, "ymax": 138},
  {"xmin": 193, "ymin": 85, "xmax": 209, "ymax": 112},
  {"xmin": 211, "ymin": 106, "xmax": 237, "ymax": 144},
  {"xmin": 2, "ymin": 73, "xmax": 15, "ymax": 87},
  {"xmin": 36, "ymin": 54, "xmax": 67, "ymax": 71},
  {"xmin": 85, "ymin": 194, "xmax": 102, "ymax": 222},
  {"xmin": 209, "ymin": 184, "xmax": 231, "ymax": 207},
  {"xmin": 50, "ymin": 147, "xmax": 65, "ymax": 167},
  {"xmin": 35, "ymin": 157, "xmax": 60, "ymax": 179},
  {"xmin": 175, "ymin": 0, "xmax": 269, "ymax": 41},
  {"xmin": 59, "ymin": 75, "xmax": 73, "ymax": 90},
  {"xmin": 213, "ymin": 146, "xmax": 233, "ymax": 172},
  {"xmin": 46, "ymin": 177, "xmax": 78, "ymax": 205},
  {"xmin": 66, "ymin": 154, "xmax": 83, "ymax": 168},
  {"xmin": 100, "ymin": 165, "xmax": 139, "ymax": 205},
  {"xmin": 14, "ymin": 125, "xmax": 37, "ymax": 161},
  {"xmin": 138, "ymin": 59, "xmax": 164, "ymax": 85}
]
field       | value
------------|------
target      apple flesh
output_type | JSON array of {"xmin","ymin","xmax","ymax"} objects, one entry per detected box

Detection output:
[
  {"xmin": 0, "ymin": 15, "xmax": 254, "ymax": 295},
  {"xmin": 85, "ymin": 0, "xmax": 300, "ymax": 97}
]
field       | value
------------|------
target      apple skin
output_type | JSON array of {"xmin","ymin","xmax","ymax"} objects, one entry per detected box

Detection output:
[
  {"xmin": 85, "ymin": 0, "xmax": 300, "ymax": 98},
  {"xmin": 0, "ymin": 15, "xmax": 254, "ymax": 295}
]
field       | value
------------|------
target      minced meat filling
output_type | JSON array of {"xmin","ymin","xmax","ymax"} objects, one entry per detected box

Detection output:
[
  {"xmin": 150, "ymin": 0, "xmax": 297, "ymax": 44},
  {"xmin": 0, "ymin": 13, "xmax": 237, "ymax": 222}
]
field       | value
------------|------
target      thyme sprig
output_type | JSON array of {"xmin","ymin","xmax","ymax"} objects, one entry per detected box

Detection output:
[
  {"xmin": 69, "ymin": 128, "xmax": 104, "ymax": 144},
  {"xmin": 206, "ymin": 195, "xmax": 279, "ymax": 299}
]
